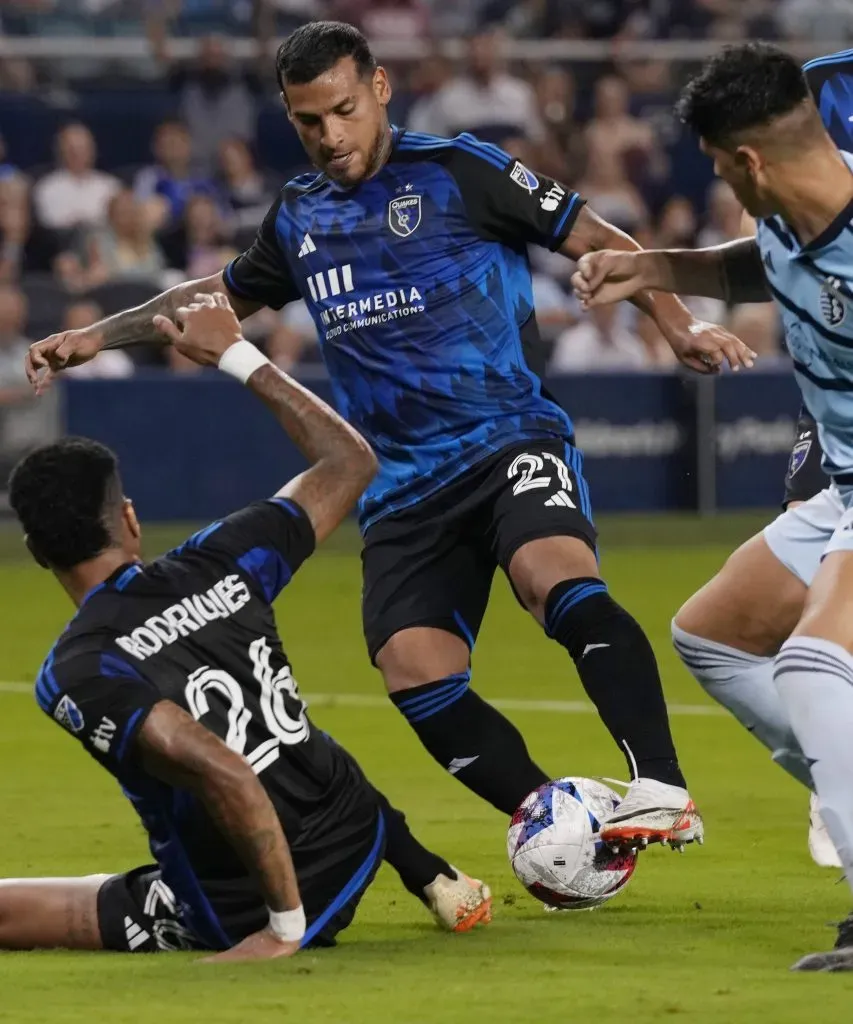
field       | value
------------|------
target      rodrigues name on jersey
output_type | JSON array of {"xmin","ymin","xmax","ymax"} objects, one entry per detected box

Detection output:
[{"xmin": 224, "ymin": 129, "xmax": 584, "ymax": 530}]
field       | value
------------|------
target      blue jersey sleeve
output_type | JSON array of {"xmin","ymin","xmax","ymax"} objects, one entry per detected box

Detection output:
[
  {"xmin": 36, "ymin": 645, "xmax": 160, "ymax": 775},
  {"xmin": 438, "ymin": 134, "xmax": 586, "ymax": 251},
  {"xmin": 224, "ymin": 195, "xmax": 302, "ymax": 310},
  {"xmin": 804, "ymin": 50, "xmax": 853, "ymax": 151},
  {"xmin": 168, "ymin": 498, "xmax": 316, "ymax": 604}
]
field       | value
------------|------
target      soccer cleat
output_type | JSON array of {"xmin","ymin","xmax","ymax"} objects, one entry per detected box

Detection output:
[
  {"xmin": 791, "ymin": 911, "xmax": 853, "ymax": 971},
  {"xmin": 599, "ymin": 778, "xmax": 704, "ymax": 851},
  {"xmin": 424, "ymin": 867, "xmax": 492, "ymax": 933},
  {"xmin": 808, "ymin": 793, "xmax": 843, "ymax": 869}
]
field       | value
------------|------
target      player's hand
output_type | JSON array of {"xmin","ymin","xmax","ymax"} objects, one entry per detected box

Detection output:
[
  {"xmin": 663, "ymin": 318, "xmax": 757, "ymax": 375},
  {"xmin": 571, "ymin": 251, "xmax": 657, "ymax": 308},
  {"xmin": 199, "ymin": 928, "xmax": 300, "ymax": 964},
  {"xmin": 152, "ymin": 292, "xmax": 243, "ymax": 367},
  {"xmin": 25, "ymin": 327, "xmax": 105, "ymax": 394}
]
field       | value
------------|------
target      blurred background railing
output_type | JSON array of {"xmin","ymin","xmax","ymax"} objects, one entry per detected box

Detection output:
[{"xmin": 0, "ymin": 0, "xmax": 839, "ymax": 516}]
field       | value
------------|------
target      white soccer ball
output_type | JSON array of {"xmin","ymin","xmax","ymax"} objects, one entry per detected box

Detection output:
[{"xmin": 507, "ymin": 776, "xmax": 638, "ymax": 910}]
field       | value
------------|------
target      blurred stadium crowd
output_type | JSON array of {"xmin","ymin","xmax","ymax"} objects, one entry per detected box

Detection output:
[{"xmin": 0, "ymin": 0, "xmax": 841, "ymax": 439}]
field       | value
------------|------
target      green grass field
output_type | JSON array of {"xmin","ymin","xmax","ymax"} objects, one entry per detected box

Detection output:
[{"xmin": 1, "ymin": 512, "xmax": 852, "ymax": 1023}]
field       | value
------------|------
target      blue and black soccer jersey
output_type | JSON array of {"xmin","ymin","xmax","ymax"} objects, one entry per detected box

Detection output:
[
  {"xmin": 224, "ymin": 129, "xmax": 584, "ymax": 530},
  {"xmin": 805, "ymin": 48, "xmax": 853, "ymax": 151},
  {"xmin": 34, "ymin": 500, "xmax": 379, "ymax": 949}
]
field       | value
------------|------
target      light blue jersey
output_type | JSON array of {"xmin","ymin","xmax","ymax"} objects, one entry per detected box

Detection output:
[{"xmin": 757, "ymin": 148, "xmax": 853, "ymax": 482}]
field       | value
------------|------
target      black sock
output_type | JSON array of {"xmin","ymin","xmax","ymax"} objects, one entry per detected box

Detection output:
[
  {"xmin": 389, "ymin": 672, "xmax": 548, "ymax": 815},
  {"xmin": 372, "ymin": 789, "xmax": 455, "ymax": 901},
  {"xmin": 545, "ymin": 578, "xmax": 686, "ymax": 788}
]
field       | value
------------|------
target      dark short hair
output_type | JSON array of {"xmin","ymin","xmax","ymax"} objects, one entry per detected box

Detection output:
[
  {"xmin": 676, "ymin": 43, "xmax": 810, "ymax": 146},
  {"xmin": 9, "ymin": 437, "xmax": 123, "ymax": 571},
  {"xmin": 276, "ymin": 21, "xmax": 376, "ymax": 92}
]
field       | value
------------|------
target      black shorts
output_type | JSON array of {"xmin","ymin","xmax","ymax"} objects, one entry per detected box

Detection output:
[
  {"xmin": 97, "ymin": 812, "xmax": 386, "ymax": 953},
  {"xmin": 782, "ymin": 410, "xmax": 827, "ymax": 509},
  {"xmin": 362, "ymin": 438, "xmax": 596, "ymax": 661}
]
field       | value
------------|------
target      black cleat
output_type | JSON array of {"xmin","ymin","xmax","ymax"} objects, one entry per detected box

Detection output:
[{"xmin": 791, "ymin": 911, "xmax": 853, "ymax": 972}]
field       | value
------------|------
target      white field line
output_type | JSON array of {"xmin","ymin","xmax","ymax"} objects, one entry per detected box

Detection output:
[{"xmin": 0, "ymin": 681, "xmax": 725, "ymax": 716}]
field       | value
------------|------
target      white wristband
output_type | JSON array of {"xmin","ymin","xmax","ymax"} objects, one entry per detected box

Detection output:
[
  {"xmin": 268, "ymin": 905, "xmax": 306, "ymax": 943},
  {"xmin": 218, "ymin": 339, "xmax": 270, "ymax": 384}
]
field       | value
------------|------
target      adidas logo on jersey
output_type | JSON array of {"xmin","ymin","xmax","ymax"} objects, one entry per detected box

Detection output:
[
  {"xmin": 544, "ymin": 490, "xmax": 576, "ymax": 508},
  {"xmin": 297, "ymin": 234, "xmax": 317, "ymax": 258},
  {"xmin": 124, "ymin": 915, "xmax": 151, "ymax": 951},
  {"xmin": 306, "ymin": 264, "xmax": 354, "ymax": 302}
]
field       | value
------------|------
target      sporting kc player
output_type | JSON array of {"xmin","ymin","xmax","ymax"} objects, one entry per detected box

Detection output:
[
  {"xmin": 24, "ymin": 22, "xmax": 757, "ymax": 850},
  {"xmin": 573, "ymin": 43, "xmax": 853, "ymax": 969},
  {"xmin": 0, "ymin": 294, "xmax": 490, "ymax": 961}
]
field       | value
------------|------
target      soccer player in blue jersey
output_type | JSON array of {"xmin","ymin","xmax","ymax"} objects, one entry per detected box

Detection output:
[
  {"xmin": 23, "ymin": 22, "xmax": 756, "ymax": 852},
  {"xmin": 573, "ymin": 43, "xmax": 853, "ymax": 969}
]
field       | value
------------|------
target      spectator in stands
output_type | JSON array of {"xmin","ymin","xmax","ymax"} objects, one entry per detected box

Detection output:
[
  {"xmin": 160, "ymin": 193, "xmax": 236, "ymax": 280},
  {"xmin": 534, "ymin": 66, "xmax": 585, "ymax": 181},
  {"xmin": 424, "ymin": 27, "xmax": 545, "ymax": 142},
  {"xmin": 266, "ymin": 300, "xmax": 319, "ymax": 372},
  {"xmin": 333, "ymin": 0, "xmax": 431, "ymax": 39},
  {"xmin": 134, "ymin": 120, "xmax": 220, "ymax": 230},
  {"xmin": 577, "ymin": 136, "xmax": 648, "ymax": 235},
  {"xmin": 656, "ymin": 195, "xmax": 698, "ymax": 249},
  {"xmin": 550, "ymin": 302, "xmax": 648, "ymax": 373},
  {"xmin": 148, "ymin": 14, "xmax": 267, "ymax": 174},
  {"xmin": 777, "ymin": 0, "xmax": 853, "ymax": 41},
  {"xmin": 405, "ymin": 51, "xmax": 454, "ymax": 136},
  {"xmin": 585, "ymin": 74, "xmax": 658, "ymax": 182},
  {"xmin": 217, "ymin": 138, "xmax": 276, "ymax": 235},
  {"xmin": 33, "ymin": 123, "xmax": 120, "ymax": 232},
  {"xmin": 60, "ymin": 300, "xmax": 135, "ymax": 379},
  {"xmin": 65, "ymin": 189, "xmax": 166, "ymax": 292},
  {"xmin": 697, "ymin": 179, "xmax": 744, "ymax": 248},
  {"xmin": 0, "ymin": 176, "xmax": 65, "ymax": 282},
  {"xmin": 0, "ymin": 284, "xmax": 58, "ymax": 471}
]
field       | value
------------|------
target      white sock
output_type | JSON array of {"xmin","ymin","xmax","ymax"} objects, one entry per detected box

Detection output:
[
  {"xmin": 775, "ymin": 636, "xmax": 853, "ymax": 891},
  {"xmin": 672, "ymin": 622, "xmax": 812, "ymax": 787}
]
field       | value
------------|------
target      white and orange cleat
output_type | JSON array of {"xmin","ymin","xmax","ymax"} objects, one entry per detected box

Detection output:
[
  {"xmin": 599, "ymin": 778, "xmax": 704, "ymax": 852},
  {"xmin": 424, "ymin": 868, "xmax": 492, "ymax": 933}
]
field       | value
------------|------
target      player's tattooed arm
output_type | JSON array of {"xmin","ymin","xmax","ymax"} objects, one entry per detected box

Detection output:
[
  {"xmin": 135, "ymin": 700, "xmax": 302, "ymax": 917},
  {"xmin": 24, "ymin": 272, "xmax": 263, "ymax": 389},
  {"xmin": 564, "ymin": 206, "xmax": 759, "ymax": 372}
]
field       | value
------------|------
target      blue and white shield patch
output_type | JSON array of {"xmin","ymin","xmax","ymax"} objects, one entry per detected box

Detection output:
[
  {"xmin": 510, "ymin": 160, "xmax": 539, "ymax": 194},
  {"xmin": 388, "ymin": 194, "xmax": 422, "ymax": 237},
  {"xmin": 789, "ymin": 438, "xmax": 812, "ymax": 478},
  {"xmin": 53, "ymin": 693, "xmax": 85, "ymax": 734}
]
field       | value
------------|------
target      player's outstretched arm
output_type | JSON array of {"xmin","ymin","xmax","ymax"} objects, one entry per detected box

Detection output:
[
  {"xmin": 562, "ymin": 206, "xmax": 760, "ymax": 373},
  {"xmin": 24, "ymin": 272, "xmax": 263, "ymax": 392},
  {"xmin": 154, "ymin": 293, "xmax": 378, "ymax": 543},
  {"xmin": 571, "ymin": 237, "xmax": 771, "ymax": 308},
  {"xmin": 136, "ymin": 701, "xmax": 304, "ymax": 961}
]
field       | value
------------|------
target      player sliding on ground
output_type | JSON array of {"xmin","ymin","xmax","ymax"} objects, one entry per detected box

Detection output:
[
  {"xmin": 572, "ymin": 42, "xmax": 853, "ymax": 970},
  {"xmin": 24, "ymin": 22, "xmax": 757, "ymax": 852},
  {"xmin": 0, "ymin": 294, "xmax": 490, "ymax": 960}
]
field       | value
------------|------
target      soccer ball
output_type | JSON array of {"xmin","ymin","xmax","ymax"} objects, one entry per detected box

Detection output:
[{"xmin": 507, "ymin": 776, "xmax": 637, "ymax": 910}]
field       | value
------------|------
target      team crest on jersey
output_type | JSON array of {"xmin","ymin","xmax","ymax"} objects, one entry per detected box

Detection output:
[
  {"xmin": 510, "ymin": 161, "xmax": 539, "ymax": 194},
  {"xmin": 788, "ymin": 436, "xmax": 812, "ymax": 478},
  {"xmin": 388, "ymin": 194, "xmax": 422, "ymax": 237},
  {"xmin": 53, "ymin": 693, "xmax": 84, "ymax": 734},
  {"xmin": 820, "ymin": 277, "xmax": 846, "ymax": 327}
]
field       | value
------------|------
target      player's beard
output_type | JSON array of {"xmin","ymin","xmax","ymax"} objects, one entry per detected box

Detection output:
[{"xmin": 363, "ymin": 122, "xmax": 392, "ymax": 182}]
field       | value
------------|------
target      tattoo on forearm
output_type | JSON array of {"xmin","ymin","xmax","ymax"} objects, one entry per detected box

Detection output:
[
  {"xmin": 138, "ymin": 704, "xmax": 300, "ymax": 913},
  {"xmin": 100, "ymin": 275, "xmax": 261, "ymax": 349}
]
